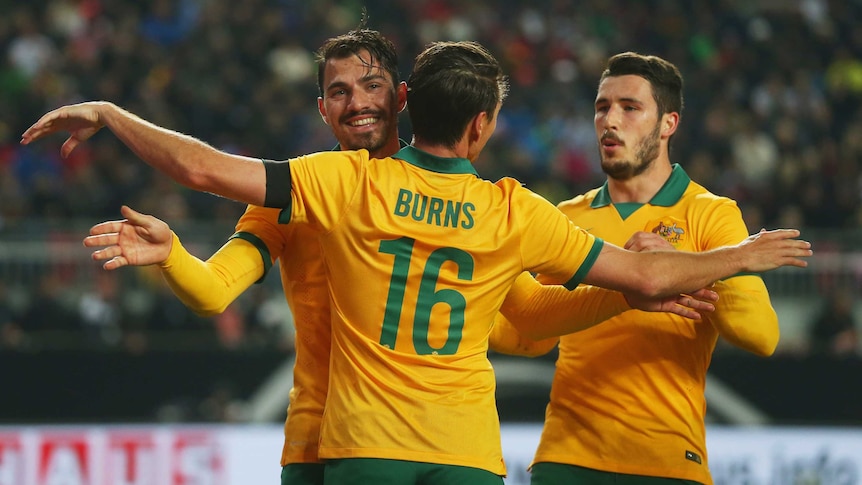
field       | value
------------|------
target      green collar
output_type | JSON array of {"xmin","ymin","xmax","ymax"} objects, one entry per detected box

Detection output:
[
  {"xmin": 393, "ymin": 145, "xmax": 479, "ymax": 175},
  {"xmin": 590, "ymin": 164, "xmax": 690, "ymax": 208}
]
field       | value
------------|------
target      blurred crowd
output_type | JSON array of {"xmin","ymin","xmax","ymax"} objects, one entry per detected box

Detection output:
[{"xmin": 1, "ymin": 0, "xmax": 861, "ymax": 354}]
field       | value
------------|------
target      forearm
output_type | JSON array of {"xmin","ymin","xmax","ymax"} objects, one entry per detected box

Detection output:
[
  {"xmin": 500, "ymin": 273, "xmax": 630, "ymax": 340},
  {"xmin": 158, "ymin": 233, "xmax": 264, "ymax": 316},
  {"xmin": 587, "ymin": 244, "xmax": 744, "ymax": 298},
  {"xmin": 98, "ymin": 102, "xmax": 266, "ymax": 206},
  {"xmin": 642, "ymin": 248, "xmax": 741, "ymax": 297}
]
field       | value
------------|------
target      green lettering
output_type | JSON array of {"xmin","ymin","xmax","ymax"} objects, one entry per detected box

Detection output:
[
  {"xmin": 394, "ymin": 189, "xmax": 412, "ymax": 217},
  {"xmin": 461, "ymin": 202, "xmax": 476, "ymax": 229},
  {"xmin": 444, "ymin": 201, "xmax": 461, "ymax": 228},
  {"xmin": 411, "ymin": 193, "xmax": 428, "ymax": 222},
  {"xmin": 427, "ymin": 197, "xmax": 444, "ymax": 226}
]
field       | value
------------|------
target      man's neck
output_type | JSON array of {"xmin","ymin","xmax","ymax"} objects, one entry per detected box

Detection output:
[
  {"xmin": 368, "ymin": 137, "xmax": 405, "ymax": 159},
  {"xmin": 606, "ymin": 160, "xmax": 673, "ymax": 204},
  {"xmin": 411, "ymin": 136, "xmax": 470, "ymax": 161}
]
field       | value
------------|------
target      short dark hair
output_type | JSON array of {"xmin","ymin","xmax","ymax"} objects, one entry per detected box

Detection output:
[
  {"xmin": 315, "ymin": 29, "xmax": 400, "ymax": 96},
  {"xmin": 600, "ymin": 52, "xmax": 684, "ymax": 117},
  {"xmin": 407, "ymin": 41, "xmax": 509, "ymax": 147}
]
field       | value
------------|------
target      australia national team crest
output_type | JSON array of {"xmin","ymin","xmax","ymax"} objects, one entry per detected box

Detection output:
[{"xmin": 649, "ymin": 218, "xmax": 687, "ymax": 247}]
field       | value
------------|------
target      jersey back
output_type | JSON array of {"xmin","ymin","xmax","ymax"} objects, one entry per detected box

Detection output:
[{"xmin": 276, "ymin": 146, "xmax": 602, "ymax": 475}]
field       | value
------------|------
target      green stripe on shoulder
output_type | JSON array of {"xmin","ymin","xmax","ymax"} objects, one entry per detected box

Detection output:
[
  {"xmin": 229, "ymin": 232, "xmax": 272, "ymax": 284},
  {"xmin": 564, "ymin": 238, "xmax": 604, "ymax": 290}
]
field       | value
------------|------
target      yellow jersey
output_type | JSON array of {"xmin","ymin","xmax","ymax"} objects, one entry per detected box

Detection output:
[
  {"xmin": 267, "ymin": 146, "xmax": 603, "ymax": 475},
  {"xmin": 532, "ymin": 165, "xmax": 778, "ymax": 484}
]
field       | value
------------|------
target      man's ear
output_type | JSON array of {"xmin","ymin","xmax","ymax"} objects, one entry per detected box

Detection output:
[
  {"xmin": 471, "ymin": 111, "xmax": 489, "ymax": 142},
  {"xmin": 318, "ymin": 97, "xmax": 329, "ymax": 125},
  {"xmin": 661, "ymin": 112, "xmax": 679, "ymax": 139},
  {"xmin": 470, "ymin": 111, "xmax": 489, "ymax": 140},
  {"xmin": 397, "ymin": 82, "xmax": 408, "ymax": 113}
]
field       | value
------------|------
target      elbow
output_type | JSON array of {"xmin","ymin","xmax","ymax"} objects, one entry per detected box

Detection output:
[
  {"xmin": 750, "ymin": 311, "xmax": 781, "ymax": 357},
  {"xmin": 725, "ymin": 318, "xmax": 780, "ymax": 357},
  {"xmin": 491, "ymin": 336, "xmax": 558, "ymax": 358},
  {"xmin": 517, "ymin": 346, "xmax": 555, "ymax": 358},
  {"xmin": 518, "ymin": 333, "xmax": 559, "ymax": 357},
  {"xmin": 180, "ymin": 164, "xmax": 216, "ymax": 192},
  {"xmin": 193, "ymin": 305, "xmax": 227, "ymax": 318},
  {"xmin": 749, "ymin": 332, "xmax": 779, "ymax": 357}
]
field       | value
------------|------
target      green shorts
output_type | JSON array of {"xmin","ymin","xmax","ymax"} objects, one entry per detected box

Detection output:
[
  {"xmin": 530, "ymin": 462, "xmax": 703, "ymax": 485},
  {"xmin": 325, "ymin": 458, "xmax": 504, "ymax": 485},
  {"xmin": 281, "ymin": 463, "xmax": 325, "ymax": 485}
]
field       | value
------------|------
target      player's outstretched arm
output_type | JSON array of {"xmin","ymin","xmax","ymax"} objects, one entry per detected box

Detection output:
[
  {"xmin": 628, "ymin": 229, "xmax": 781, "ymax": 356},
  {"xmin": 21, "ymin": 101, "xmax": 266, "ymax": 206},
  {"xmin": 583, "ymin": 229, "xmax": 811, "ymax": 299},
  {"xmin": 84, "ymin": 205, "xmax": 264, "ymax": 316},
  {"xmin": 498, "ymin": 272, "xmax": 718, "ymax": 341},
  {"xmin": 84, "ymin": 205, "xmax": 173, "ymax": 270}
]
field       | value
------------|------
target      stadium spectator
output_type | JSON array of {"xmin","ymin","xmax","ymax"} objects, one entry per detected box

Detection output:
[{"xmin": 808, "ymin": 287, "xmax": 860, "ymax": 357}]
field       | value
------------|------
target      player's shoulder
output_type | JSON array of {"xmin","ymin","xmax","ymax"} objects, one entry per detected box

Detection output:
[
  {"xmin": 492, "ymin": 177, "xmax": 554, "ymax": 203},
  {"xmin": 299, "ymin": 148, "xmax": 370, "ymax": 166},
  {"xmin": 236, "ymin": 204, "xmax": 291, "ymax": 236},
  {"xmin": 556, "ymin": 187, "xmax": 599, "ymax": 211},
  {"xmin": 685, "ymin": 180, "xmax": 740, "ymax": 211}
]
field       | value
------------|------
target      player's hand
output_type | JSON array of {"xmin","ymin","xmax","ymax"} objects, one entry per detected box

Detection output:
[
  {"xmin": 736, "ymin": 229, "xmax": 812, "ymax": 272},
  {"xmin": 624, "ymin": 230, "xmax": 716, "ymax": 318},
  {"xmin": 20, "ymin": 102, "xmax": 108, "ymax": 159},
  {"xmin": 624, "ymin": 288, "xmax": 718, "ymax": 320},
  {"xmin": 83, "ymin": 205, "xmax": 173, "ymax": 270},
  {"xmin": 624, "ymin": 231, "xmax": 675, "ymax": 252}
]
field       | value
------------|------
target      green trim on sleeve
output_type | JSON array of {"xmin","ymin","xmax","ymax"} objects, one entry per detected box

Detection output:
[
  {"xmin": 563, "ymin": 238, "xmax": 604, "ymax": 290},
  {"xmin": 228, "ymin": 232, "xmax": 272, "ymax": 284},
  {"xmin": 277, "ymin": 207, "xmax": 292, "ymax": 224}
]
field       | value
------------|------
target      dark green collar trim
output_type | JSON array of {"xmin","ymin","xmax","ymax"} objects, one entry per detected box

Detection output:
[
  {"xmin": 614, "ymin": 203, "xmax": 642, "ymax": 220},
  {"xmin": 331, "ymin": 138, "xmax": 410, "ymax": 151},
  {"xmin": 590, "ymin": 164, "xmax": 690, "ymax": 208},
  {"xmin": 393, "ymin": 146, "xmax": 478, "ymax": 175},
  {"xmin": 651, "ymin": 164, "xmax": 690, "ymax": 206}
]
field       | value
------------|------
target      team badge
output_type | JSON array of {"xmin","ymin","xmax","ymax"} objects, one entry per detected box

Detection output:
[{"xmin": 649, "ymin": 219, "xmax": 686, "ymax": 247}]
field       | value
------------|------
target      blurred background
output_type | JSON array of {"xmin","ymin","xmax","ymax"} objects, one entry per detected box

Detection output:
[{"xmin": 1, "ymin": 0, "xmax": 861, "ymax": 437}]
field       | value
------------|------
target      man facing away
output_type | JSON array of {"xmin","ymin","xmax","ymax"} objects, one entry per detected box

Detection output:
[
  {"xmin": 529, "ymin": 52, "xmax": 783, "ymax": 485},
  {"xmin": 22, "ymin": 41, "xmax": 811, "ymax": 484}
]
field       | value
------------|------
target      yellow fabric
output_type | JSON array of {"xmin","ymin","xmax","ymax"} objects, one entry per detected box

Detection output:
[
  {"xmin": 531, "ymin": 170, "xmax": 778, "ymax": 485},
  {"xmin": 159, "ymin": 232, "xmax": 262, "ymax": 315},
  {"xmin": 159, "ymin": 207, "xmax": 332, "ymax": 466},
  {"xmin": 233, "ymin": 205, "xmax": 333, "ymax": 465},
  {"xmin": 498, "ymin": 272, "xmax": 631, "ymax": 342},
  {"xmin": 281, "ymin": 147, "xmax": 601, "ymax": 475}
]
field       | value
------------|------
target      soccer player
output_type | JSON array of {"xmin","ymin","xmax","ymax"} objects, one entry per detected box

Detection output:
[
  {"xmin": 527, "ymin": 52, "xmax": 783, "ymax": 485},
  {"xmin": 23, "ymin": 41, "xmax": 810, "ymax": 484},
  {"xmin": 18, "ymin": 27, "xmax": 709, "ymax": 485}
]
